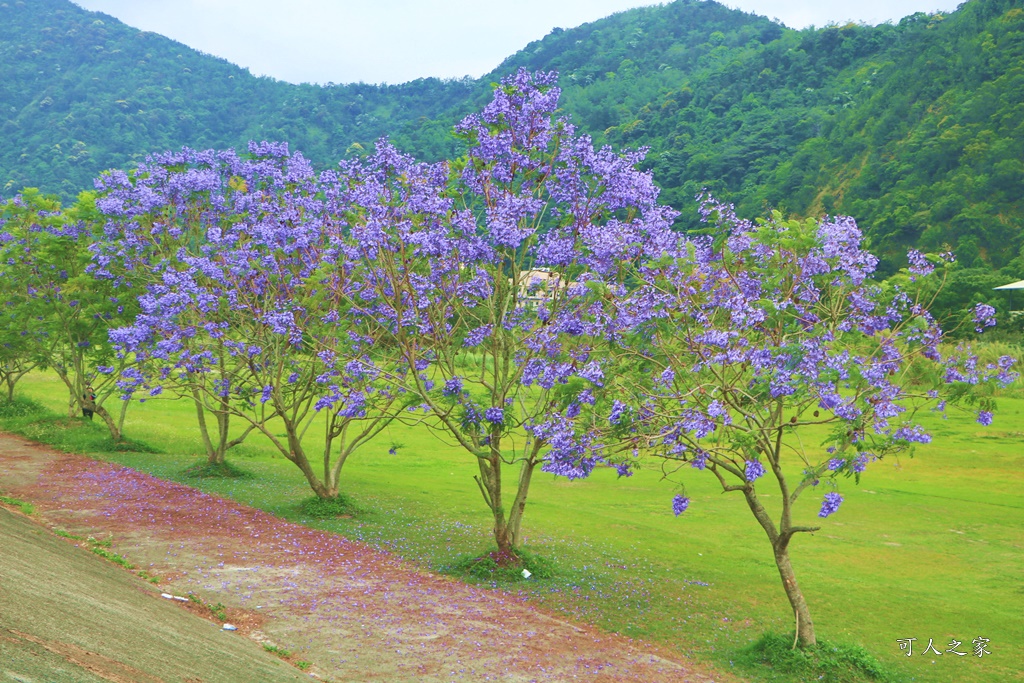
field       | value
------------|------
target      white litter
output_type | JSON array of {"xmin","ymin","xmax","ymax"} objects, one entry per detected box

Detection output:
[
  {"xmin": 160, "ymin": 593, "xmax": 189, "ymax": 602},
  {"xmin": 222, "ymin": 623, "xmax": 238, "ymax": 631},
  {"xmin": 521, "ymin": 569, "xmax": 532, "ymax": 579},
  {"xmin": 160, "ymin": 593, "xmax": 174, "ymax": 599}
]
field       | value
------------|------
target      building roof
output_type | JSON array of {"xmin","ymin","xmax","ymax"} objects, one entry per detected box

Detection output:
[{"xmin": 994, "ymin": 279, "xmax": 1024, "ymax": 290}]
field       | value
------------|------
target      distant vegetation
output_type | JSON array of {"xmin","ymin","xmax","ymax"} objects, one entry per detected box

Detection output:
[
  {"xmin": 0, "ymin": 0, "xmax": 477, "ymax": 195},
  {"xmin": 2, "ymin": 0, "xmax": 1023, "ymax": 283}
]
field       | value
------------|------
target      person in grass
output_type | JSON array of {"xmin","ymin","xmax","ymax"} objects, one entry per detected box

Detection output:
[{"xmin": 82, "ymin": 386, "xmax": 96, "ymax": 420}]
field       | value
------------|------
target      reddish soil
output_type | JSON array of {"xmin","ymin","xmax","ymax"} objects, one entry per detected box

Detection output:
[{"xmin": 0, "ymin": 434, "xmax": 735, "ymax": 682}]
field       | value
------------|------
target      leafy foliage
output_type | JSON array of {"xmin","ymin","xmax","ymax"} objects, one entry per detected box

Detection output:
[{"xmin": 0, "ymin": 189, "xmax": 140, "ymax": 438}]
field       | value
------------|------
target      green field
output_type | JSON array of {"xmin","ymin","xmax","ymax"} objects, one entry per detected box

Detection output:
[{"xmin": 6, "ymin": 369, "xmax": 1023, "ymax": 683}]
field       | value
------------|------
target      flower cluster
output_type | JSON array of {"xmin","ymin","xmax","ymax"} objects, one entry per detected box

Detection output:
[
  {"xmin": 672, "ymin": 495, "xmax": 690, "ymax": 516},
  {"xmin": 818, "ymin": 492, "xmax": 844, "ymax": 518}
]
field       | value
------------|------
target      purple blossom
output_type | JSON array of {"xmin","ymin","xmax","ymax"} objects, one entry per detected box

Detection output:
[
  {"xmin": 463, "ymin": 325, "xmax": 492, "ymax": 348},
  {"xmin": 973, "ymin": 304, "xmax": 997, "ymax": 333},
  {"xmin": 906, "ymin": 249, "xmax": 934, "ymax": 277},
  {"xmin": 893, "ymin": 425, "xmax": 931, "ymax": 444},
  {"xmin": 976, "ymin": 410, "xmax": 993, "ymax": 426},
  {"xmin": 533, "ymin": 415, "xmax": 603, "ymax": 481},
  {"xmin": 577, "ymin": 361, "xmax": 605, "ymax": 386},
  {"xmin": 745, "ymin": 460, "xmax": 766, "ymax": 482},
  {"xmin": 682, "ymin": 409, "xmax": 716, "ymax": 438},
  {"xmin": 613, "ymin": 462, "xmax": 633, "ymax": 478},
  {"xmin": 672, "ymin": 495, "xmax": 690, "ymax": 516},
  {"xmin": 338, "ymin": 393, "xmax": 367, "ymax": 418},
  {"xmin": 707, "ymin": 400, "xmax": 730, "ymax": 422},
  {"xmin": 484, "ymin": 407, "xmax": 505, "ymax": 425},
  {"xmin": 442, "ymin": 376, "xmax": 464, "ymax": 397},
  {"xmin": 818, "ymin": 492, "xmax": 844, "ymax": 518},
  {"xmin": 460, "ymin": 403, "xmax": 482, "ymax": 429}
]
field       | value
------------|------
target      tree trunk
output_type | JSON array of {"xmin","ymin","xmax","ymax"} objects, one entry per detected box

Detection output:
[
  {"xmin": 296, "ymin": 458, "xmax": 331, "ymax": 498},
  {"xmin": 116, "ymin": 397, "xmax": 130, "ymax": 434},
  {"xmin": 54, "ymin": 368, "xmax": 80, "ymax": 418},
  {"xmin": 92, "ymin": 403, "xmax": 122, "ymax": 442},
  {"xmin": 2, "ymin": 372, "xmax": 18, "ymax": 401},
  {"xmin": 774, "ymin": 541, "xmax": 817, "ymax": 647},
  {"xmin": 214, "ymin": 403, "xmax": 230, "ymax": 465},
  {"xmin": 191, "ymin": 389, "xmax": 251, "ymax": 466},
  {"xmin": 743, "ymin": 486, "xmax": 817, "ymax": 648},
  {"xmin": 474, "ymin": 452, "xmax": 517, "ymax": 561},
  {"xmin": 287, "ymin": 429, "xmax": 334, "ymax": 499},
  {"xmin": 482, "ymin": 455, "xmax": 514, "ymax": 558},
  {"xmin": 214, "ymin": 411, "xmax": 228, "ymax": 464},
  {"xmin": 505, "ymin": 445, "xmax": 541, "ymax": 550},
  {"xmin": 192, "ymin": 391, "xmax": 219, "ymax": 464},
  {"xmin": 474, "ymin": 435, "xmax": 537, "ymax": 564}
]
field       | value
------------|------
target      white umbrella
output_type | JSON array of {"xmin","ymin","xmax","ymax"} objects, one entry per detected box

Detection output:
[{"xmin": 994, "ymin": 279, "xmax": 1024, "ymax": 290}]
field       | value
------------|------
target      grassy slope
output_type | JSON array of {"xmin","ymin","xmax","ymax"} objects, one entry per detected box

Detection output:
[
  {"xmin": 0, "ymin": 505, "xmax": 307, "ymax": 682},
  {"xmin": 8, "ymin": 369, "xmax": 1023, "ymax": 683}
]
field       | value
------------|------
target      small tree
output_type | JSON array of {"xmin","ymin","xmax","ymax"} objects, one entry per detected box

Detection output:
[
  {"xmin": 0, "ymin": 235, "xmax": 37, "ymax": 402},
  {"xmin": 0, "ymin": 190, "xmax": 136, "ymax": 437},
  {"xmin": 0, "ymin": 207, "xmax": 38, "ymax": 402},
  {"xmin": 336, "ymin": 70, "xmax": 677, "ymax": 558},
  {"xmin": 92, "ymin": 155, "xmax": 259, "ymax": 466},
  {"xmin": 96, "ymin": 143, "xmax": 409, "ymax": 497},
  {"xmin": 600, "ymin": 198, "xmax": 1017, "ymax": 647}
]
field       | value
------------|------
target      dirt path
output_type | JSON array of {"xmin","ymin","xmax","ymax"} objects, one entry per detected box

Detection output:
[{"xmin": 0, "ymin": 434, "xmax": 732, "ymax": 682}]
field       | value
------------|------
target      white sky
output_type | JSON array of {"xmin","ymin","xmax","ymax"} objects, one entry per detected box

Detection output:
[{"xmin": 72, "ymin": 0, "xmax": 965, "ymax": 85}]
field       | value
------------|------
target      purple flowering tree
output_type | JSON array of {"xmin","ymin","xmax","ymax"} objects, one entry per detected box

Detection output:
[
  {"xmin": 334, "ymin": 70, "xmax": 676, "ymax": 559},
  {"xmin": 91, "ymin": 153, "xmax": 265, "ymax": 466},
  {"xmin": 94, "ymin": 143, "xmax": 409, "ymax": 496},
  {"xmin": 602, "ymin": 198, "xmax": 1017, "ymax": 647},
  {"xmin": 0, "ymin": 189, "xmax": 137, "ymax": 437}
]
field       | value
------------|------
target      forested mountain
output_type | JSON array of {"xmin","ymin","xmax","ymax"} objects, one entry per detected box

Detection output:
[
  {"xmin": 0, "ymin": 0, "xmax": 477, "ymax": 197},
  {"xmin": 3, "ymin": 0, "xmax": 1024, "ymax": 281}
]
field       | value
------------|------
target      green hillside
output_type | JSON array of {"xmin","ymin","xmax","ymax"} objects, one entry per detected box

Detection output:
[
  {"xmin": 0, "ymin": 0, "xmax": 475, "ymax": 196},
  {"xmin": 3, "ymin": 0, "xmax": 1024, "ymax": 276}
]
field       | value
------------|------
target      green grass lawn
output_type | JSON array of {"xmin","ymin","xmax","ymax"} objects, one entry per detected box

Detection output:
[{"xmin": 6, "ymin": 370, "xmax": 1023, "ymax": 683}]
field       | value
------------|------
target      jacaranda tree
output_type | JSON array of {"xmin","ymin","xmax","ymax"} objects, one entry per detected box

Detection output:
[
  {"xmin": 333, "ymin": 69, "xmax": 677, "ymax": 559},
  {"xmin": 94, "ymin": 143, "xmax": 409, "ymax": 496},
  {"xmin": 92, "ymin": 149, "xmax": 267, "ymax": 466},
  {"xmin": 599, "ymin": 197, "xmax": 1017, "ymax": 647},
  {"xmin": 0, "ymin": 213, "xmax": 38, "ymax": 402},
  {"xmin": 0, "ymin": 189, "xmax": 137, "ymax": 437}
]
